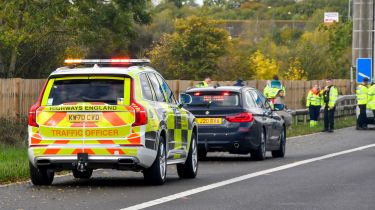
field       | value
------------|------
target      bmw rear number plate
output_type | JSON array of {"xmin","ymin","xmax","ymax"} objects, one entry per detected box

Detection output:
[
  {"xmin": 196, "ymin": 118, "xmax": 222, "ymax": 125},
  {"xmin": 68, "ymin": 113, "xmax": 102, "ymax": 122}
]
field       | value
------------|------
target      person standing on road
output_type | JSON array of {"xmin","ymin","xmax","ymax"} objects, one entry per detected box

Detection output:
[
  {"xmin": 356, "ymin": 77, "xmax": 369, "ymax": 130},
  {"xmin": 367, "ymin": 82, "xmax": 375, "ymax": 123},
  {"xmin": 306, "ymin": 85, "xmax": 323, "ymax": 127},
  {"xmin": 322, "ymin": 79, "xmax": 338, "ymax": 132},
  {"xmin": 195, "ymin": 77, "xmax": 212, "ymax": 88}
]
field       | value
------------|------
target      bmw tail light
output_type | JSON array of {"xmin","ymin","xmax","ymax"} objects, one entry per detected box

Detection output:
[
  {"xmin": 131, "ymin": 101, "xmax": 147, "ymax": 126},
  {"xmin": 225, "ymin": 112, "xmax": 254, "ymax": 123}
]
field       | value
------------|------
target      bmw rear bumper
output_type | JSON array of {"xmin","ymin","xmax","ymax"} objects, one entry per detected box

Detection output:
[{"xmin": 197, "ymin": 129, "xmax": 260, "ymax": 154}]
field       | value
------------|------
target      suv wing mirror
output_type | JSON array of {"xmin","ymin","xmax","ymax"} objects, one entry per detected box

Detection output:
[{"xmin": 178, "ymin": 93, "xmax": 192, "ymax": 108}]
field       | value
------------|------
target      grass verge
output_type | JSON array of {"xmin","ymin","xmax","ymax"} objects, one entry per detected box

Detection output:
[
  {"xmin": 0, "ymin": 116, "xmax": 357, "ymax": 184},
  {"xmin": 287, "ymin": 116, "xmax": 357, "ymax": 137},
  {"xmin": 0, "ymin": 145, "xmax": 28, "ymax": 184}
]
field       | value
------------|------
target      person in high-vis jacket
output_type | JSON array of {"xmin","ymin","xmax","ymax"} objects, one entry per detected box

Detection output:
[
  {"xmin": 195, "ymin": 77, "xmax": 212, "ymax": 88},
  {"xmin": 306, "ymin": 85, "xmax": 323, "ymax": 127},
  {"xmin": 356, "ymin": 77, "xmax": 369, "ymax": 130},
  {"xmin": 263, "ymin": 75, "xmax": 286, "ymax": 99},
  {"xmin": 322, "ymin": 79, "xmax": 338, "ymax": 132},
  {"xmin": 368, "ymin": 82, "xmax": 375, "ymax": 119}
]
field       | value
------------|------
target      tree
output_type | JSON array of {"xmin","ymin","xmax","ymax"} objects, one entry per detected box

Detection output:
[
  {"xmin": 149, "ymin": 16, "xmax": 230, "ymax": 80},
  {"xmin": 0, "ymin": 0, "xmax": 151, "ymax": 78},
  {"xmin": 284, "ymin": 57, "xmax": 307, "ymax": 80},
  {"xmin": 250, "ymin": 50, "xmax": 279, "ymax": 80}
]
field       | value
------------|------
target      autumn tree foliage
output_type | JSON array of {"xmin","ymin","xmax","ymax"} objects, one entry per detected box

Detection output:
[
  {"xmin": 250, "ymin": 50, "xmax": 279, "ymax": 80},
  {"xmin": 149, "ymin": 16, "xmax": 229, "ymax": 80}
]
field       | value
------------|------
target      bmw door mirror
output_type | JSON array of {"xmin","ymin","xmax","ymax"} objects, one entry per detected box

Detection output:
[
  {"xmin": 179, "ymin": 93, "xmax": 192, "ymax": 108},
  {"xmin": 273, "ymin": 104, "xmax": 285, "ymax": 111}
]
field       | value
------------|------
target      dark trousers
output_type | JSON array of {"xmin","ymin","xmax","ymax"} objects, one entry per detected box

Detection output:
[
  {"xmin": 309, "ymin": 106, "xmax": 321, "ymax": 121},
  {"xmin": 357, "ymin": 104, "xmax": 367, "ymax": 128},
  {"xmin": 324, "ymin": 106, "xmax": 335, "ymax": 130}
]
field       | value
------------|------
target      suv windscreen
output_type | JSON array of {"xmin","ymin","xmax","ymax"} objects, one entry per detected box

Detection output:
[
  {"xmin": 47, "ymin": 79, "xmax": 124, "ymax": 105},
  {"xmin": 187, "ymin": 92, "xmax": 240, "ymax": 107}
]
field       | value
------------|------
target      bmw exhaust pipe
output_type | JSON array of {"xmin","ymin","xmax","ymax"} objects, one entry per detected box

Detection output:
[{"xmin": 234, "ymin": 142, "xmax": 240, "ymax": 149}]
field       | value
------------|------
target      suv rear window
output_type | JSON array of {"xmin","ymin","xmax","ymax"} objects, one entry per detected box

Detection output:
[
  {"xmin": 47, "ymin": 79, "xmax": 124, "ymax": 105},
  {"xmin": 187, "ymin": 92, "xmax": 240, "ymax": 107}
]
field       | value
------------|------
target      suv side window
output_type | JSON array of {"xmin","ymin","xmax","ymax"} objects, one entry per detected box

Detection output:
[
  {"xmin": 139, "ymin": 74, "xmax": 154, "ymax": 101},
  {"xmin": 244, "ymin": 91, "xmax": 257, "ymax": 108},
  {"xmin": 249, "ymin": 90, "xmax": 263, "ymax": 108},
  {"xmin": 257, "ymin": 90, "xmax": 271, "ymax": 110},
  {"xmin": 148, "ymin": 73, "xmax": 167, "ymax": 102},
  {"xmin": 155, "ymin": 74, "xmax": 177, "ymax": 104}
]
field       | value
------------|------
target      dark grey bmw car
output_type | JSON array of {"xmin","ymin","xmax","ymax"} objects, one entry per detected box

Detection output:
[{"xmin": 182, "ymin": 86, "xmax": 286, "ymax": 160}]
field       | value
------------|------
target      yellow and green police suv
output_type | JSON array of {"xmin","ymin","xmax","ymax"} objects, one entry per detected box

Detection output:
[{"xmin": 28, "ymin": 59, "xmax": 198, "ymax": 185}]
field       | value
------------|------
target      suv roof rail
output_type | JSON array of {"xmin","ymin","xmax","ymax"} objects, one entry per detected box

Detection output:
[{"xmin": 64, "ymin": 59, "xmax": 150, "ymax": 67}]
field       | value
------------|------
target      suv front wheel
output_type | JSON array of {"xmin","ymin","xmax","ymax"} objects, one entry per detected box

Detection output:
[{"xmin": 177, "ymin": 133, "xmax": 198, "ymax": 179}]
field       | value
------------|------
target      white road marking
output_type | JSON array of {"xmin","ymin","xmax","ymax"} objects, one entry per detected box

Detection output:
[{"xmin": 120, "ymin": 143, "xmax": 375, "ymax": 210}]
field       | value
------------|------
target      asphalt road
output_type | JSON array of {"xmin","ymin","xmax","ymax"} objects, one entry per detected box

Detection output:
[{"xmin": 1, "ymin": 127, "xmax": 375, "ymax": 210}]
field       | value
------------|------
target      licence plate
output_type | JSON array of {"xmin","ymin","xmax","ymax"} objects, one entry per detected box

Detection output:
[
  {"xmin": 196, "ymin": 118, "xmax": 222, "ymax": 125},
  {"xmin": 68, "ymin": 113, "xmax": 102, "ymax": 122}
]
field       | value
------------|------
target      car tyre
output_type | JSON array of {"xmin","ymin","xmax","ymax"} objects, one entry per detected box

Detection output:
[
  {"xmin": 72, "ymin": 169, "xmax": 93, "ymax": 179},
  {"xmin": 29, "ymin": 161, "xmax": 54, "ymax": 186},
  {"xmin": 272, "ymin": 128, "xmax": 286, "ymax": 158},
  {"xmin": 143, "ymin": 136, "xmax": 167, "ymax": 185},
  {"xmin": 250, "ymin": 129, "xmax": 266, "ymax": 161},
  {"xmin": 177, "ymin": 133, "xmax": 198, "ymax": 179}
]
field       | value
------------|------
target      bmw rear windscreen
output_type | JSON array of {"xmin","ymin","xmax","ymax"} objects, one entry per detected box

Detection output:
[{"xmin": 187, "ymin": 92, "xmax": 240, "ymax": 107}]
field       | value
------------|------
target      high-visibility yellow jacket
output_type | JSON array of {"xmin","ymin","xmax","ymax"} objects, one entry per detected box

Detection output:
[
  {"xmin": 322, "ymin": 85, "xmax": 338, "ymax": 109},
  {"xmin": 195, "ymin": 81, "xmax": 209, "ymax": 88},
  {"xmin": 367, "ymin": 84, "xmax": 375, "ymax": 110},
  {"xmin": 356, "ymin": 84, "xmax": 368, "ymax": 105},
  {"xmin": 263, "ymin": 80, "xmax": 286, "ymax": 99},
  {"xmin": 306, "ymin": 90, "xmax": 323, "ymax": 107}
]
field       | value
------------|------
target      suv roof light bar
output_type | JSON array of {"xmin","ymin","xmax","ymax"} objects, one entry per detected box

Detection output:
[{"xmin": 64, "ymin": 59, "xmax": 151, "ymax": 66}]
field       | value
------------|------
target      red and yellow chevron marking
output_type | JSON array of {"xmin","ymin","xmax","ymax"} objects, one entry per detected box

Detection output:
[
  {"xmin": 29, "ymin": 102, "xmax": 144, "ymax": 150},
  {"xmin": 31, "ymin": 147, "xmax": 138, "ymax": 156}
]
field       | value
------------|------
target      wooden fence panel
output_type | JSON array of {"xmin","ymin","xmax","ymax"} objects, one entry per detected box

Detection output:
[{"xmin": 0, "ymin": 78, "xmax": 352, "ymax": 117}]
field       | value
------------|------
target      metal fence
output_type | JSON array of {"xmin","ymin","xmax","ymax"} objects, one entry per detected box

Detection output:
[{"xmin": 291, "ymin": 95, "xmax": 357, "ymax": 124}]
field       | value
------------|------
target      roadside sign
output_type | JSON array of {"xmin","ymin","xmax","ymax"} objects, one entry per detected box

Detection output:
[
  {"xmin": 356, "ymin": 58, "xmax": 372, "ymax": 83},
  {"xmin": 324, "ymin": 12, "xmax": 339, "ymax": 23}
]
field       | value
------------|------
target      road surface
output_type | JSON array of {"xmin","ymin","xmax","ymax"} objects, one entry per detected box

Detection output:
[{"xmin": 1, "ymin": 127, "xmax": 375, "ymax": 210}]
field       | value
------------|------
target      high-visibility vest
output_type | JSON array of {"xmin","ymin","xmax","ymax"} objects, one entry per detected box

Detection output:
[
  {"xmin": 367, "ymin": 84, "xmax": 375, "ymax": 110},
  {"xmin": 306, "ymin": 90, "xmax": 322, "ymax": 107},
  {"xmin": 263, "ymin": 80, "xmax": 286, "ymax": 99},
  {"xmin": 195, "ymin": 81, "xmax": 209, "ymax": 88},
  {"xmin": 322, "ymin": 86, "xmax": 338, "ymax": 108},
  {"xmin": 356, "ymin": 84, "xmax": 368, "ymax": 105}
]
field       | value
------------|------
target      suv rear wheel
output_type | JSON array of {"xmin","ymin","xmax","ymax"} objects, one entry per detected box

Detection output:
[
  {"xmin": 143, "ymin": 136, "xmax": 167, "ymax": 185},
  {"xmin": 177, "ymin": 133, "xmax": 198, "ymax": 179},
  {"xmin": 29, "ymin": 161, "xmax": 54, "ymax": 186}
]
